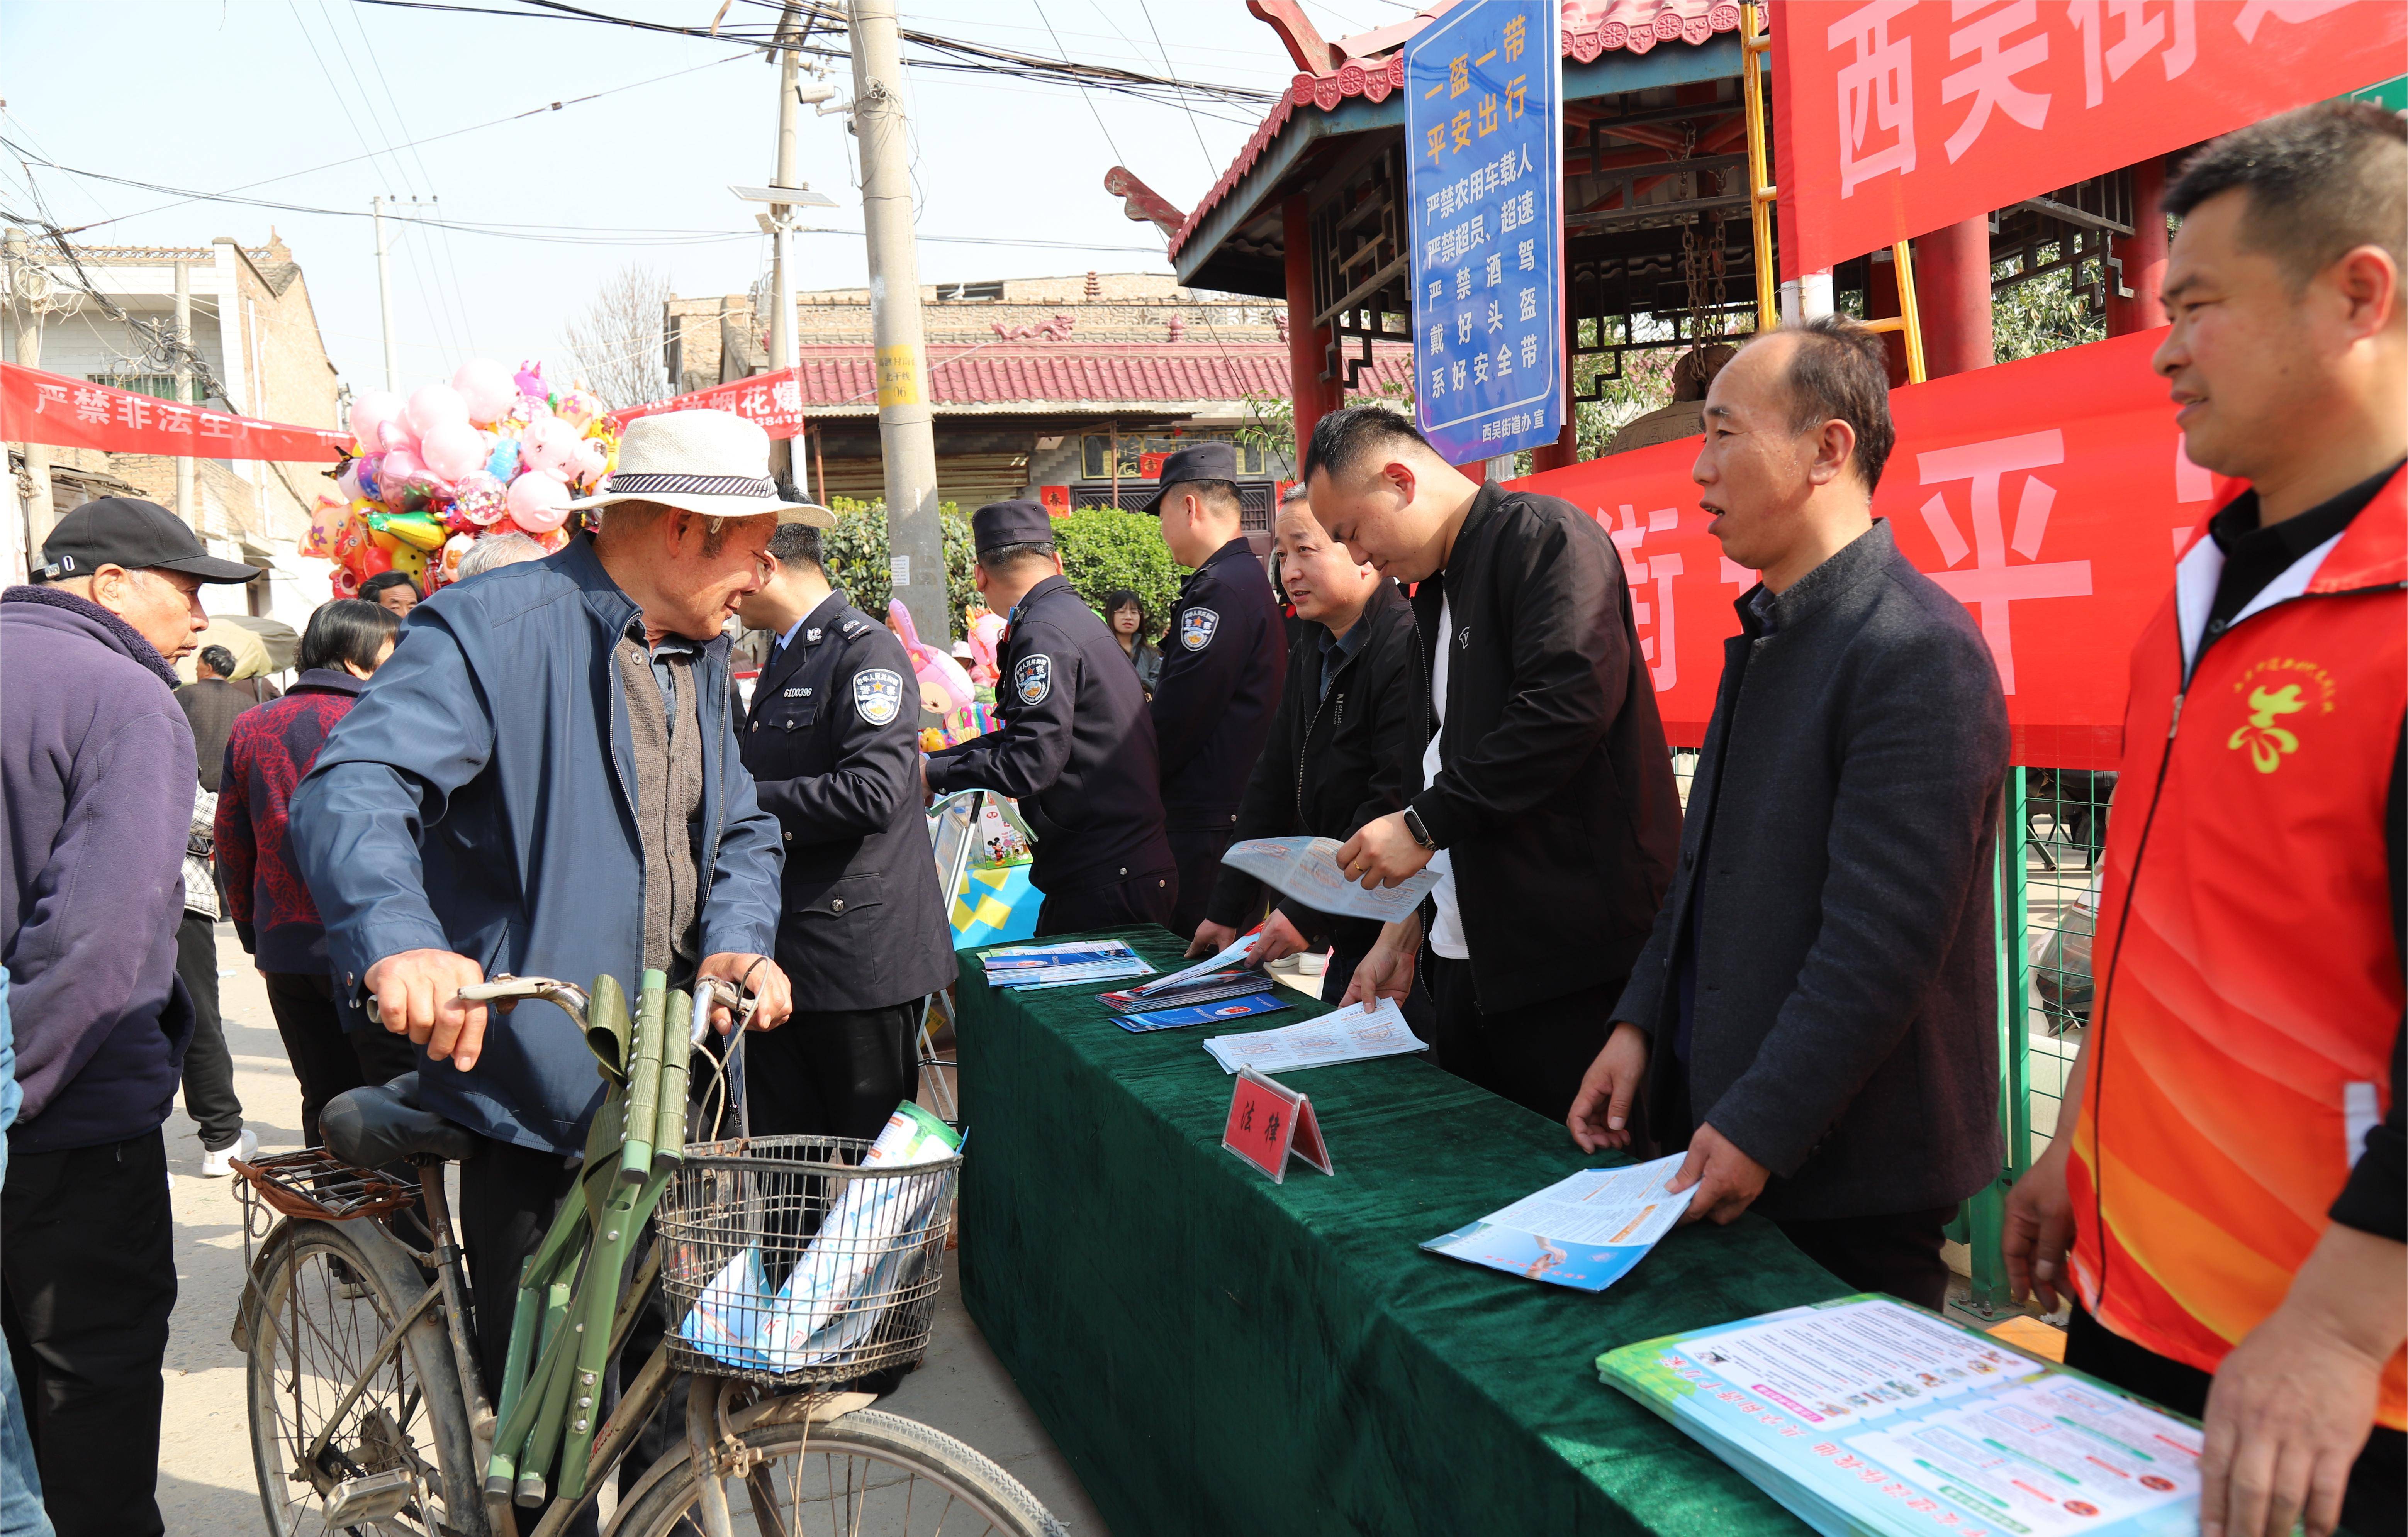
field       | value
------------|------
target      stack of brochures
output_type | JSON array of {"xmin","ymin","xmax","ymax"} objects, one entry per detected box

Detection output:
[
  {"xmin": 1202, "ymin": 998, "xmax": 1428, "ymax": 1074},
  {"xmin": 1097, "ymin": 933, "xmax": 1274, "ymax": 1013},
  {"xmin": 1115, "ymin": 991, "xmax": 1293, "ymax": 1034},
  {"xmin": 979, "ymin": 940, "xmax": 1152, "ymax": 991},
  {"xmin": 1598, "ymin": 1295, "xmax": 2203, "ymax": 1537},
  {"xmin": 1422, "ymin": 1154, "xmax": 1695, "ymax": 1292}
]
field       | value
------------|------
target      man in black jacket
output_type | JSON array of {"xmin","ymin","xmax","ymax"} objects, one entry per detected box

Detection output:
[
  {"xmin": 1187, "ymin": 496, "xmax": 1422, "ymax": 1005},
  {"xmin": 1312, "ymin": 408, "xmax": 1682, "ymax": 1124},
  {"xmin": 1567, "ymin": 317, "xmax": 2009, "ymax": 1313},
  {"xmin": 1145, "ymin": 442, "xmax": 1287, "ymax": 938},
  {"xmin": 738, "ymin": 521, "xmax": 954, "ymax": 1142},
  {"xmin": 925, "ymin": 501, "xmax": 1176, "ymax": 935}
]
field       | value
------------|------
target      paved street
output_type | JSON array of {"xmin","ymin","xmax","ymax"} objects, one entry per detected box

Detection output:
[{"xmin": 158, "ymin": 923, "xmax": 1106, "ymax": 1534}]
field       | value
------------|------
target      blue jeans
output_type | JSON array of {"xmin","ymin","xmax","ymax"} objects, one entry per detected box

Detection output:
[{"xmin": 0, "ymin": 1135, "xmax": 52, "ymax": 1537}]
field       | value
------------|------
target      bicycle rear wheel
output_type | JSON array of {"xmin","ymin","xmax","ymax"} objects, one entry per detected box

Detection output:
[
  {"xmin": 243, "ymin": 1217, "xmax": 482, "ymax": 1536},
  {"xmin": 611, "ymin": 1409, "xmax": 1066, "ymax": 1537}
]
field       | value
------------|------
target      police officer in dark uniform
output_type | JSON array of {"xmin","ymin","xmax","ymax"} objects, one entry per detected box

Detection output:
[
  {"xmin": 736, "ymin": 520, "xmax": 952, "ymax": 1142},
  {"xmin": 1142, "ymin": 441, "xmax": 1287, "ymax": 938},
  {"xmin": 924, "ymin": 500, "xmax": 1176, "ymax": 936}
]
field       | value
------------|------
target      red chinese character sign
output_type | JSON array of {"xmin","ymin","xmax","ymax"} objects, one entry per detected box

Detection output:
[
  {"xmin": 1509, "ymin": 329, "xmax": 2237, "ymax": 768},
  {"xmin": 610, "ymin": 366, "xmax": 807, "ymax": 441},
  {"xmin": 0, "ymin": 363, "xmax": 349, "ymax": 461},
  {"xmin": 1771, "ymin": 0, "xmax": 2402, "ymax": 281}
]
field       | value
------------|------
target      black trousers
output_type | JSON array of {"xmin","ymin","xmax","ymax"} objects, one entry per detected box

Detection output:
[
  {"xmin": 1, "ymin": 1130, "xmax": 176, "ymax": 1537},
  {"xmin": 262, "ymin": 970, "xmax": 420, "ymax": 1150},
  {"xmin": 1770, "ymin": 1206, "xmax": 1957, "ymax": 1314},
  {"xmin": 2067, "ymin": 1304, "xmax": 2405, "ymax": 1537},
  {"xmin": 174, "ymin": 910, "xmax": 243, "ymax": 1150},
  {"xmin": 745, "ymin": 1001, "xmax": 923, "ymax": 1144},
  {"xmin": 1165, "ymin": 824, "xmax": 1236, "ymax": 941},
  {"xmin": 1033, "ymin": 867, "xmax": 1178, "ymax": 938},
  {"xmin": 1423, "ymin": 951, "xmax": 1617, "ymax": 1125},
  {"xmin": 459, "ymin": 1140, "xmax": 677, "ymax": 1535}
]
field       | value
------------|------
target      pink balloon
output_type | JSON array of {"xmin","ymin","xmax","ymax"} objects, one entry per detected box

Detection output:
[
  {"xmin": 569, "ymin": 436, "xmax": 609, "ymax": 485},
  {"xmin": 506, "ymin": 470, "xmax": 571, "ymax": 532},
  {"xmin": 382, "ymin": 446, "xmax": 424, "ymax": 485},
  {"xmin": 348, "ymin": 390, "xmax": 402, "ymax": 451},
  {"xmin": 450, "ymin": 359, "xmax": 518, "ymax": 425},
  {"xmin": 419, "ymin": 422, "xmax": 486, "ymax": 483},
  {"xmin": 379, "ymin": 419, "xmax": 417, "ymax": 453},
  {"xmin": 405, "ymin": 383, "xmax": 470, "ymax": 439},
  {"xmin": 518, "ymin": 417, "xmax": 579, "ymax": 474}
]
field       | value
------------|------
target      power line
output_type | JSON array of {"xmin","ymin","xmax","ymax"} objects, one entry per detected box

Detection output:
[
  {"xmin": 1135, "ymin": 0, "xmax": 1221, "ymax": 180},
  {"xmin": 1031, "ymin": 0, "xmax": 1125, "ymax": 168},
  {"xmin": 338, "ymin": 0, "xmax": 482, "ymax": 355}
]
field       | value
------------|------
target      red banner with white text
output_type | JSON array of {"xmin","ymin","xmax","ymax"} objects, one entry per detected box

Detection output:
[
  {"xmin": 1508, "ymin": 328, "xmax": 2235, "ymax": 769},
  {"xmin": 610, "ymin": 367, "xmax": 807, "ymax": 440},
  {"xmin": 0, "ymin": 361, "xmax": 349, "ymax": 461},
  {"xmin": 1771, "ymin": 0, "xmax": 2401, "ymax": 281}
]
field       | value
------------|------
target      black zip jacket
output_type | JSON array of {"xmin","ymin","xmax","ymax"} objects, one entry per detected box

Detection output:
[
  {"xmin": 1151, "ymin": 537, "xmax": 1288, "ymax": 829},
  {"xmin": 1203, "ymin": 579, "xmax": 1424, "ymax": 956},
  {"xmin": 1411, "ymin": 482, "xmax": 1683, "ymax": 1013}
]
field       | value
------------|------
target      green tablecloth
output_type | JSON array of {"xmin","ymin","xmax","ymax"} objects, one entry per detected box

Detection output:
[{"xmin": 956, "ymin": 926, "xmax": 1848, "ymax": 1537}]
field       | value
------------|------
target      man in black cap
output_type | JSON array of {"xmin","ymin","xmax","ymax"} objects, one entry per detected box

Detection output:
[
  {"xmin": 735, "ymin": 519, "xmax": 953, "ymax": 1146},
  {"xmin": 925, "ymin": 500, "xmax": 1176, "ymax": 935},
  {"xmin": 1, "ymin": 498, "xmax": 256, "ymax": 1537},
  {"xmin": 1143, "ymin": 442, "xmax": 1286, "ymax": 938}
]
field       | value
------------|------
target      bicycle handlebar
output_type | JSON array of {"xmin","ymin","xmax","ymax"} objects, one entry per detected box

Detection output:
[{"xmin": 363, "ymin": 974, "xmax": 755, "ymax": 1044}]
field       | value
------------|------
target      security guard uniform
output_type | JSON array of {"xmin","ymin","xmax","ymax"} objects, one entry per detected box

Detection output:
[
  {"xmin": 1144, "ymin": 443, "xmax": 1287, "ymax": 937},
  {"xmin": 925, "ymin": 500, "xmax": 1176, "ymax": 937},
  {"xmin": 739, "ymin": 588, "xmax": 953, "ymax": 1143}
]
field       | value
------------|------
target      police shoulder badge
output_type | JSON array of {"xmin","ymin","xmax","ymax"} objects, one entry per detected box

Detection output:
[
  {"xmin": 853, "ymin": 667, "xmax": 904, "ymax": 727},
  {"xmin": 1014, "ymin": 653, "xmax": 1054, "ymax": 705},
  {"xmin": 1179, "ymin": 607, "xmax": 1220, "ymax": 651}
]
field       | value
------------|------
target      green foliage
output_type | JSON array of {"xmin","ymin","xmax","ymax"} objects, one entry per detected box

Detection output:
[
  {"xmin": 820, "ymin": 496, "xmax": 979, "ymax": 640},
  {"xmin": 1053, "ymin": 508, "xmax": 1181, "ymax": 640},
  {"xmin": 1991, "ymin": 263, "xmax": 2107, "ymax": 364}
]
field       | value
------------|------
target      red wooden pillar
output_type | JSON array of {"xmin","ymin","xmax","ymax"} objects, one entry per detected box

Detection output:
[
  {"xmin": 1916, "ymin": 215, "xmax": 1994, "ymax": 378},
  {"xmin": 2106, "ymin": 157, "xmax": 2169, "ymax": 336},
  {"xmin": 1283, "ymin": 194, "xmax": 1342, "ymax": 468}
]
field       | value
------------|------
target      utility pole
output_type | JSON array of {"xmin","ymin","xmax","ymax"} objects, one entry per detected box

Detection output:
[
  {"xmin": 849, "ymin": 0, "xmax": 946, "ymax": 644},
  {"xmin": 173, "ymin": 258, "xmax": 195, "ymax": 528},
  {"xmin": 4, "ymin": 226, "xmax": 54, "ymax": 576},
  {"xmin": 765, "ymin": 2, "xmax": 804, "ymax": 497},
  {"xmin": 372, "ymin": 196, "xmax": 398, "ymax": 392}
]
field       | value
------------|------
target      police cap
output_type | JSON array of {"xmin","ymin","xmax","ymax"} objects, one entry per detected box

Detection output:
[{"xmin": 971, "ymin": 498, "xmax": 1056, "ymax": 554}]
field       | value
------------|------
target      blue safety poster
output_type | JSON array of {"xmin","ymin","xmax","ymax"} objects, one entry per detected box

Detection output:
[{"xmin": 1403, "ymin": 0, "xmax": 1564, "ymax": 464}]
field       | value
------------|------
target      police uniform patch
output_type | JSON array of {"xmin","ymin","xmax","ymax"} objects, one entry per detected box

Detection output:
[
  {"xmin": 853, "ymin": 668, "xmax": 904, "ymax": 727},
  {"xmin": 1179, "ymin": 608, "xmax": 1220, "ymax": 651},
  {"xmin": 1015, "ymin": 654, "xmax": 1053, "ymax": 705}
]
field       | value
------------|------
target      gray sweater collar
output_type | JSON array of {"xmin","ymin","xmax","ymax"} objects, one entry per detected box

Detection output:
[{"xmin": 1744, "ymin": 520, "xmax": 1897, "ymax": 635}]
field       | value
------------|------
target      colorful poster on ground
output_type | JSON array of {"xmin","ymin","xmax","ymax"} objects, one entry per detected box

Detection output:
[
  {"xmin": 1403, "ymin": 0, "xmax": 1564, "ymax": 462},
  {"xmin": 1509, "ymin": 327, "xmax": 2238, "ymax": 768},
  {"xmin": 1772, "ymin": 0, "xmax": 2401, "ymax": 280},
  {"xmin": 1600, "ymin": 1296, "xmax": 2201, "ymax": 1537}
]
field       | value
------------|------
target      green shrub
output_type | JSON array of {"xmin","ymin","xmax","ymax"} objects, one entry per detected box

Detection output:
[
  {"xmin": 820, "ymin": 496, "xmax": 979, "ymax": 640},
  {"xmin": 1054, "ymin": 508, "xmax": 1180, "ymax": 641}
]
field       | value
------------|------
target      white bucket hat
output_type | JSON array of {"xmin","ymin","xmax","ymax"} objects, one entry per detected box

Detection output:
[{"xmin": 566, "ymin": 407, "xmax": 833, "ymax": 526}]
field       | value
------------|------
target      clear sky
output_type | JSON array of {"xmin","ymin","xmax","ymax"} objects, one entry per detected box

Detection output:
[{"xmin": 0, "ymin": 0, "xmax": 1400, "ymax": 399}]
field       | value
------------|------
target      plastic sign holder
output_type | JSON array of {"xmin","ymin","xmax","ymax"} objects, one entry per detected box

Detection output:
[{"xmin": 1222, "ymin": 1067, "xmax": 1332, "ymax": 1185}]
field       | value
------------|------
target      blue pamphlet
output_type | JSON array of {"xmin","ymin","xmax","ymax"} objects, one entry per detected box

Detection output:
[{"xmin": 1116, "ymin": 992, "xmax": 1294, "ymax": 1033}]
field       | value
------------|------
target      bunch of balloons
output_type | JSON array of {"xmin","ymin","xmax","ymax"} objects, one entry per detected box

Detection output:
[{"xmin": 305, "ymin": 358, "xmax": 619, "ymax": 597}]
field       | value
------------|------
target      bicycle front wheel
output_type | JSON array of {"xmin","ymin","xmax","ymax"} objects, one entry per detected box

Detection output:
[{"xmin": 612, "ymin": 1409, "xmax": 1067, "ymax": 1537}]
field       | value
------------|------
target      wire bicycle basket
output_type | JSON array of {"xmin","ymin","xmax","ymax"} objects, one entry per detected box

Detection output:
[{"xmin": 655, "ymin": 1133, "xmax": 962, "ymax": 1388}]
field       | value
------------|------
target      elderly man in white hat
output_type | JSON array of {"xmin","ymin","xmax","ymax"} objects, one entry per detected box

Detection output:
[{"xmin": 291, "ymin": 409, "xmax": 835, "ymax": 1503}]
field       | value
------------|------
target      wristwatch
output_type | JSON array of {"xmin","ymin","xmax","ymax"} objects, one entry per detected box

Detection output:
[{"xmin": 1401, "ymin": 805, "xmax": 1437, "ymax": 850}]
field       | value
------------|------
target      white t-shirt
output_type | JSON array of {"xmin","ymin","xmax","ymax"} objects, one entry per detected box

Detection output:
[{"xmin": 1421, "ymin": 595, "xmax": 1468, "ymax": 959}]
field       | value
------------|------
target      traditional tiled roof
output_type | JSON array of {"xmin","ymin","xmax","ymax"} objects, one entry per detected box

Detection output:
[
  {"xmin": 1166, "ymin": 0, "xmax": 1741, "ymax": 262},
  {"xmin": 788, "ymin": 341, "xmax": 1414, "ymax": 416}
]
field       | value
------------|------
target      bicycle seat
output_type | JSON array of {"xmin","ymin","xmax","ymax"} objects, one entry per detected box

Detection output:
[{"xmin": 322, "ymin": 1073, "xmax": 480, "ymax": 1167}]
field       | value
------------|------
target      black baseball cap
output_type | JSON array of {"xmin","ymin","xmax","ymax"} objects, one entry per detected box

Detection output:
[
  {"xmin": 971, "ymin": 498, "xmax": 1057, "ymax": 555},
  {"xmin": 1140, "ymin": 440, "xmax": 1240, "ymax": 514},
  {"xmin": 38, "ymin": 497, "xmax": 258, "ymax": 584}
]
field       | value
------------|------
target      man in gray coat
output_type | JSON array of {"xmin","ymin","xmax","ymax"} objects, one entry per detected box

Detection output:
[{"xmin": 1568, "ymin": 316, "xmax": 2009, "ymax": 1312}]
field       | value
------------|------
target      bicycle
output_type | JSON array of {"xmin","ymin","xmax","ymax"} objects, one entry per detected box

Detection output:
[{"xmin": 232, "ymin": 973, "xmax": 1065, "ymax": 1537}]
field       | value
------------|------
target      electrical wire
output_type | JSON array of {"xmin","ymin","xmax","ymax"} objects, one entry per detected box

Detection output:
[
  {"xmin": 339, "ymin": 0, "xmax": 483, "ymax": 355},
  {"xmin": 1135, "ymin": 0, "xmax": 1222, "ymax": 180},
  {"xmin": 1030, "ymin": 0, "xmax": 1125, "ymax": 169}
]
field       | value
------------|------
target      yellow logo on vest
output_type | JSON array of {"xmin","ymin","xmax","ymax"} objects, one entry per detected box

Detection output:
[{"xmin": 2227, "ymin": 658, "xmax": 2337, "ymax": 774}]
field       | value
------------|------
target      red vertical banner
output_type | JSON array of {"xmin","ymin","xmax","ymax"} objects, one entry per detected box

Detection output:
[
  {"xmin": 1509, "ymin": 329, "xmax": 2234, "ymax": 768},
  {"xmin": 1771, "ymin": 0, "xmax": 2401, "ymax": 281}
]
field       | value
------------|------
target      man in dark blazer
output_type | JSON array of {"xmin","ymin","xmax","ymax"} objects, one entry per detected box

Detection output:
[
  {"xmin": 736, "ymin": 520, "xmax": 954, "ymax": 1142},
  {"xmin": 1311, "ymin": 407, "xmax": 1682, "ymax": 1124},
  {"xmin": 1568, "ymin": 316, "xmax": 2010, "ymax": 1312}
]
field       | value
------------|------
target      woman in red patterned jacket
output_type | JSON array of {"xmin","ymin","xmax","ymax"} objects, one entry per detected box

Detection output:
[{"xmin": 215, "ymin": 598, "xmax": 413, "ymax": 1148}]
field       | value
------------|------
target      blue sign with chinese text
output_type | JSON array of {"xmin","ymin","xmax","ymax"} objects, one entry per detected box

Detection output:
[{"xmin": 1403, "ymin": 0, "xmax": 1563, "ymax": 464}]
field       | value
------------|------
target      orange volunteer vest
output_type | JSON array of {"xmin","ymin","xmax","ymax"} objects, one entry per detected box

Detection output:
[{"xmin": 2070, "ymin": 467, "xmax": 2405, "ymax": 1429}]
